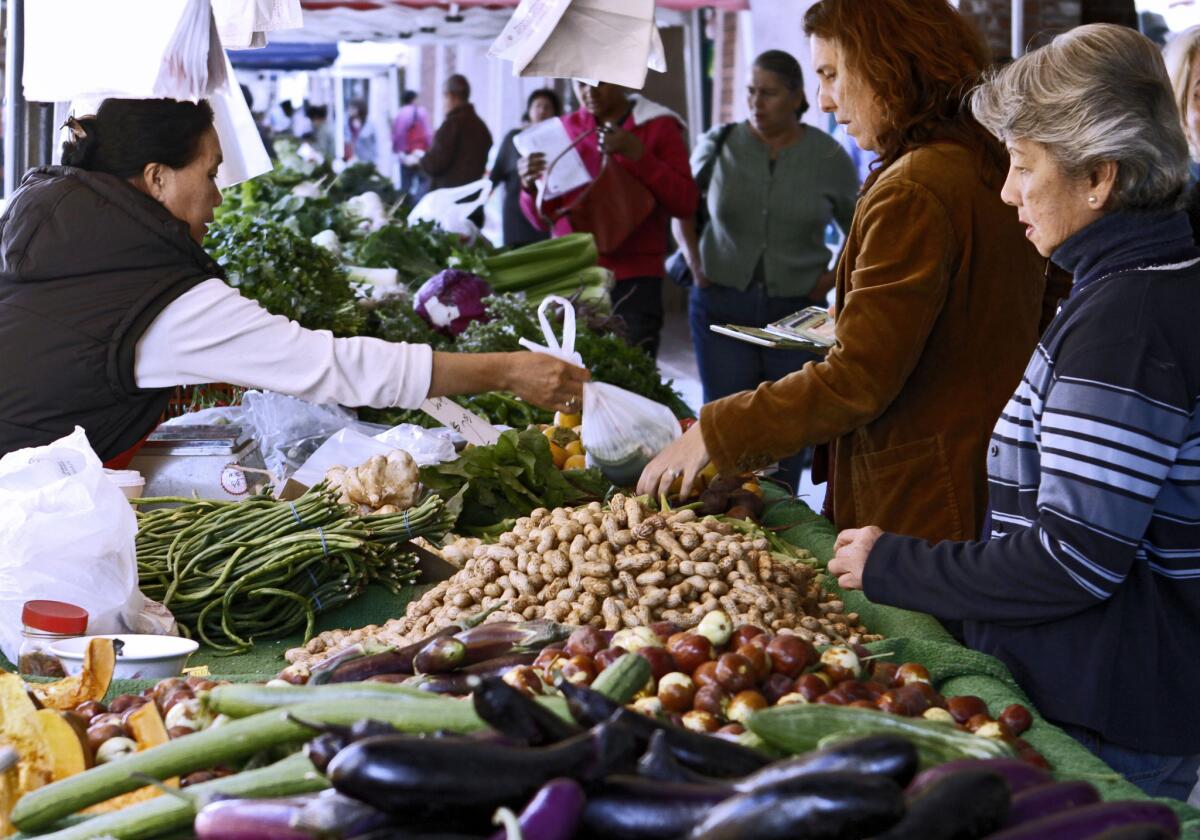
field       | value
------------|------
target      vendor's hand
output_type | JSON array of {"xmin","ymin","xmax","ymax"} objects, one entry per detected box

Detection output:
[
  {"xmin": 828, "ymin": 526, "xmax": 884, "ymax": 590},
  {"xmin": 638, "ymin": 421, "xmax": 710, "ymax": 500},
  {"xmin": 504, "ymin": 352, "xmax": 589, "ymax": 412},
  {"xmin": 598, "ymin": 123, "xmax": 644, "ymax": 161},
  {"xmin": 518, "ymin": 153, "xmax": 547, "ymax": 194}
]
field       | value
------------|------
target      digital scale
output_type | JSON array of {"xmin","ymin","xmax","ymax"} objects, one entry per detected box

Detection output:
[{"xmin": 127, "ymin": 425, "xmax": 268, "ymax": 501}]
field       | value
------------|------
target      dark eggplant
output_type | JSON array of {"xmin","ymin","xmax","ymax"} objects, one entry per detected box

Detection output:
[
  {"xmin": 986, "ymin": 801, "xmax": 1181, "ymax": 840},
  {"xmin": 636, "ymin": 731, "xmax": 717, "ymax": 785},
  {"xmin": 875, "ymin": 768, "xmax": 1009, "ymax": 840},
  {"xmin": 1003, "ymin": 780, "xmax": 1101, "ymax": 828},
  {"xmin": 734, "ymin": 735, "xmax": 919, "ymax": 792},
  {"xmin": 1092, "ymin": 824, "xmax": 1177, "ymax": 840},
  {"xmin": 413, "ymin": 637, "xmax": 468, "ymax": 674},
  {"xmin": 292, "ymin": 790, "xmax": 393, "ymax": 837},
  {"xmin": 907, "ymin": 758, "xmax": 1050, "ymax": 797},
  {"xmin": 472, "ymin": 677, "xmax": 582, "ymax": 746},
  {"xmin": 327, "ymin": 718, "xmax": 637, "ymax": 814},
  {"xmin": 581, "ymin": 775, "xmax": 730, "ymax": 840},
  {"xmin": 305, "ymin": 732, "xmax": 350, "ymax": 774},
  {"xmin": 608, "ymin": 708, "xmax": 770, "ymax": 778},
  {"xmin": 486, "ymin": 778, "xmax": 585, "ymax": 840},
  {"xmin": 687, "ymin": 772, "xmax": 905, "ymax": 840},
  {"xmin": 408, "ymin": 654, "xmax": 540, "ymax": 694},
  {"xmin": 308, "ymin": 643, "xmax": 379, "ymax": 685}
]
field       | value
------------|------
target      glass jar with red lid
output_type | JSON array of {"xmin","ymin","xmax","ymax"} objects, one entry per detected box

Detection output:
[{"xmin": 18, "ymin": 600, "xmax": 88, "ymax": 677}]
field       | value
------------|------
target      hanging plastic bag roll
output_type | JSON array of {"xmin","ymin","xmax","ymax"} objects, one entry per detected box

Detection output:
[{"xmin": 519, "ymin": 296, "xmax": 678, "ymax": 485}]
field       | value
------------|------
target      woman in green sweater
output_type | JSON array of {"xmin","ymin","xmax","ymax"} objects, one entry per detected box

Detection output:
[{"xmin": 673, "ymin": 50, "xmax": 859, "ymax": 492}]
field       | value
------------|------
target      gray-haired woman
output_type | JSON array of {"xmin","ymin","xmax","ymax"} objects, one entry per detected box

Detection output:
[{"xmin": 828, "ymin": 24, "xmax": 1200, "ymax": 799}]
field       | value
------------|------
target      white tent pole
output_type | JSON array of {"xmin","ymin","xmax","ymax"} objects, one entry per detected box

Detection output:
[{"xmin": 1011, "ymin": 0, "xmax": 1025, "ymax": 58}]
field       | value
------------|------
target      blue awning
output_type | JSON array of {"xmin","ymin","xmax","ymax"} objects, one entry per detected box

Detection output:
[{"xmin": 227, "ymin": 42, "xmax": 340, "ymax": 71}]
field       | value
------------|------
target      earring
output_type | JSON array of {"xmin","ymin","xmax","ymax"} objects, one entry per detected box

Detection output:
[{"xmin": 1088, "ymin": 196, "xmax": 1098, "ymax": 205}]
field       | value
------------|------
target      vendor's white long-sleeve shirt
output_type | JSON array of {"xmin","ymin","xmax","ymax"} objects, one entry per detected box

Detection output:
[{"xmin": 135, "ymin": 278, "xmax": 433, "ymax": 408}]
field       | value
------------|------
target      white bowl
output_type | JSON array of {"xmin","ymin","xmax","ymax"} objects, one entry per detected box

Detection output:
[{"xmin": 50, "ymin": 634, "xmax": 199, "ymax": 680}]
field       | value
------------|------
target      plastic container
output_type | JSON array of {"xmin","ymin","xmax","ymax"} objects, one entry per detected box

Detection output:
[
  {"xmin": 104, "ymin": 468, "xmax": 146, "ymax": 502},
  {"xmin": 51, "ymin": 634, "xmax": 199, "ymax": 681},
  {"xmin": 19, "ymin": 600, "xmax": 88, "ymax": 678}
]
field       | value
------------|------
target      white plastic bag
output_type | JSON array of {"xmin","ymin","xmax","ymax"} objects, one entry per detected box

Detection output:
[
  {"xmin": 0, "ymin": 428, "xmax": 146, "ymax": 662},
  {"xmin": 519, "ymin": 296, "xmax": 678, "ymax": 485},
  {"xmin": 408, "ymin": 177, "xmax": 493, "ymax": 243}
]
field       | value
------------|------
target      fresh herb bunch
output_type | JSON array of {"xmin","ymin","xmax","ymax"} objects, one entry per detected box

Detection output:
[
  {"xmin": 359, "ymin": 291, "xmax": 449, "ymax": 348},
  {"xmin": 419, "ymin": 428, "xmax": 611, "ymax": 534},
  {"xmin": 206, "ymin": 215, "xmax": 365, "ymax": 336}
]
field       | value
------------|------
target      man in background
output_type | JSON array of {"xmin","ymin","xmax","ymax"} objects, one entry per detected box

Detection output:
[{"xmin": 422, "ymin": 74, "xmax": 493, "ymax": 224}]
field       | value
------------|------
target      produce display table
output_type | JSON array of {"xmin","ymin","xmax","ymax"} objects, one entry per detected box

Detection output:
[{"xmin": 10, "ymin": 493, "xmax": 1196, "ymax": 834}]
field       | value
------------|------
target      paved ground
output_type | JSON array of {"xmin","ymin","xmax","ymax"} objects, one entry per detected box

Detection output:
[{"xmin": 656, "ymin": 305, "xmax": 827, "ymax": 512}]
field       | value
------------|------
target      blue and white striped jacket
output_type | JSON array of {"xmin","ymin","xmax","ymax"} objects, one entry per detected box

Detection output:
[{"xmin": 864, "ymin": 210, "xmax": 1200, "ymax": 753}]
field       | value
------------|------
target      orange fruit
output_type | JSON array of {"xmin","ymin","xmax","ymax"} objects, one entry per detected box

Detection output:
[
  {"xmin": 565, "ymin": 440, "xmax": 585, "ymax": 457},
  {"xmin": 549, "ymin": 442, "xmax": 569, "ymax": 469},
  {"xmin": 563, "ymin": 454, "xmax": 588, "ymax": 471}
]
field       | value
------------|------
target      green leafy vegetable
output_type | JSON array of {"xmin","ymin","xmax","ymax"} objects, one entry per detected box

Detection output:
[{"xmin": 419, "ymin": 428, "xmax": 611, "ymax": 533}]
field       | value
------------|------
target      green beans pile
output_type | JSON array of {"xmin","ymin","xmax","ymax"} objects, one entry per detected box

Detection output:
[{"xmin": 135, "ymin": 483, "xmax": 454, "ymax": 653}]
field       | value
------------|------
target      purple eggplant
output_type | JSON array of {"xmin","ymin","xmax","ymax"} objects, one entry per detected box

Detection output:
[
  {"xmin": 487, "ymin": 779, "xmax": 585, "ymax": 840},
  {"xmin": 687, "ymin": 772, "xmax": 905, "ymax": 840},
  {"xmin": 1003, "ymin": 780, "xmax": 1101, "ymax": 828},
  {"xmin": 1092, "ymin": 825, "xmax": 1177, "ymax": 840},
  {"xmin": 907, "ymin": 757, "xmax": 1051, "ymax": 797},
  {"xmin": 735, "ymin": 735, "xmax": 919, "ymax": 791},
  {"xmin": 194, "ymin": 791, "xmax": 389, "ymax": 839},
  {"xmin": 327, "ymin": 718, "xmax": 637, "ymax": 814},
  {"xmin": 636, "ymin": 731, "xmax": 715, "ymax": 785},
  {"xmin": 452, "ymin": 620, "xmax": 574, "ymax": 667},
  {"xmin": 308, "ymin": 644, "xmax": 378, "ymax": 685},
  {"xmin": 413, "ymin": 637, "xmax": 468, "ymax": 674},
  {"xmin": 874, "ymin": 768, "xmax": 1009, "ymax": 840},
  {"xmin": 408, "ymin": 653, "xmax": 539, "ymax": 694},
  {"xmin": 987, "ymin": 801, "xmax": 1181, "ymax": 840},
  {"xmin": 582, "ymin": 775, "xmax": 731, "ymax": 840},
  {"xmin": 472, "ymin": 677, "xmax": 582, "ymax": 746}
]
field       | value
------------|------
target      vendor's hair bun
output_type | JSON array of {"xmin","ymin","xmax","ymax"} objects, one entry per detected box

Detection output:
[
  {"xmin": 56, "ymin": 99, "xmax": 214, "ymax": 179},
  {"xmin": 60, "ymin": 116, "xmax": 100, "ymax": 169}
]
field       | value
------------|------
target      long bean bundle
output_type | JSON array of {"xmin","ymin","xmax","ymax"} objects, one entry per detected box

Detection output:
[{"xmin": 135, "ymin": 484, "xmax": 453, "ymax": 653}]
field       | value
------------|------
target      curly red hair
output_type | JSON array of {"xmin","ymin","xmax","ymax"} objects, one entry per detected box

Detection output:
[{"xmin": 804, "ymin": 0, "xmax": 1006, "ymax": 191}]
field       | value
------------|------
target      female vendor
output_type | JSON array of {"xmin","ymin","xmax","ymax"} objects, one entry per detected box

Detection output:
[
  {"xmin": 0, "ymin": 98, "xmax": 587, "ymax": 465},
  {"xmin": 831, "ymin": 25, "xmax": 1200, "ymax": 799}
]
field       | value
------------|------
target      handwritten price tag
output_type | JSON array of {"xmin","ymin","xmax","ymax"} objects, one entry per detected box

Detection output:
[{"xmin": 420, "ymin": 398, "xmax": 502, "ymax": 447}]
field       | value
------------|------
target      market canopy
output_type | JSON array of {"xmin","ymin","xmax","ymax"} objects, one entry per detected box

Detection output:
[{"xmin": 275, "ymin": 0, "xmax": 745, "ymax": 43}]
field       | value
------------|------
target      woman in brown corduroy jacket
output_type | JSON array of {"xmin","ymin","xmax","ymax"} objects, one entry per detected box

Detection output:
[{"xmin": 640, "ymin": 0, "xmax": 1069, "ymax": 543}]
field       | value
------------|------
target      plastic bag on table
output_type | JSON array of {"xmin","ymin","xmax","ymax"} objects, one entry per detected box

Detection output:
[
  {"xmin": 372, "ymin": 424, "xmax": 458, "ymax": 466},
  {"xmin": 407, "ymin": 177, "xmax": 493, "ymax": 244},
  {"xmin": 519, "ymin": 295, "xmax": 678, "ymax": 485},
  {"xmin": 241, "ymin": 390, "xmax": 380, "ymax": 484},
  {"xmin": 0, "ymin": 428, "xmax": 147, "ymax": 662}
]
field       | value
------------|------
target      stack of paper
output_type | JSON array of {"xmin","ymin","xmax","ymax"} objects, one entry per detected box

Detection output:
[{"xmin": 489, "ymin": 0, "xmax": 667, "ymax": 90}]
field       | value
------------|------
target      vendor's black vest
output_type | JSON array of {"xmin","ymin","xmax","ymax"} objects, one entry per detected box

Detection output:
[{"xmin": 0, "ymin": 167, "xmax": 223, "ymax": 461}]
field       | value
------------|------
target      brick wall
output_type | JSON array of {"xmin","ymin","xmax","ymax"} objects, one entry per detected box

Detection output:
[
  {"xmin": 957, "ymin": 0, "xmax": 1082, "ymax": 60},
  {"xmin": 710, "ymin": 10, "xmax": 741, "ymax": 125}
]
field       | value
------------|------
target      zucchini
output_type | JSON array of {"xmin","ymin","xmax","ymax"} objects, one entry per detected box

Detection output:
[
  {"xmin": 12, "ymin": 698, "xmax": 484, "ymax": 832},
  {"xmin": 21, "ymin": 753, "xmax": 325, "ymax": 840},
  {"xmin": 203, "ymin": 681, "xmax": 437, "ymax": 718},
  {"xmin": 747, "ymin": 705, "xmax": 1015, "ymax": 768},
  {"xmin": 591, "ymin": 653, "xmax": 652, "ymax": 705}
]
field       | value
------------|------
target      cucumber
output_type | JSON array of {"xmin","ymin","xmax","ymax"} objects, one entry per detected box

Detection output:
[
  {"xmin": 747, "ymin": 705, "xmax": 1015, "ymax": 768},
  {"xmin": 12, "ymin": 697, "xmax": 484, "ymax": 832},
  {"xmin": 203, "ymin": 681, "xmax": 438, "ymax": 717},
  {"xmin": 591, "ymin": 653, "xmax": 652, "ymax": 705},
  {"xmin": 20, "ymin": 753, "xmax": 325, "ymax": 840}
]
